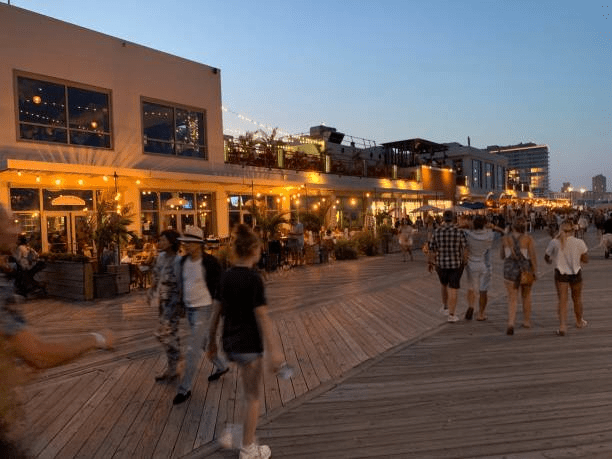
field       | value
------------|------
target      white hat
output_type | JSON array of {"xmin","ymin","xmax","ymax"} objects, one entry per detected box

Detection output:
[{"xmin": 178, "ymin": 225, "xmax": 205, "ymax": 243}]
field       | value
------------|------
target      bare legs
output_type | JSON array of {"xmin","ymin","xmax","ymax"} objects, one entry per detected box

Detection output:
[
  {"xmin": 442, "ymin": 286, "xmax": 458, "ymax": 316},
  {"xmin": 505, "ymin": 280, "xmax": 532, "ymax": 333},
  {"xmin": 241, "ymin": 357, "xmax": 263, "ymax": 448},
  {"xmin": 555, "ymin": 280, "xmax": 585, "ymax": 334}
]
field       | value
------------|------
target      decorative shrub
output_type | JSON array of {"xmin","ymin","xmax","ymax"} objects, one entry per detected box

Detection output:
[
  {"xmin": 354, "ymin": 231, "xmax": 379, "ymax": 256},
  {"xmin": 334, "ymin": 239, "xmax": 359, "ymax": 260}
]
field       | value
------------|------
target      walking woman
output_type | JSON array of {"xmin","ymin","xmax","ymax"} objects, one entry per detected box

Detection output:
[
  {"xmin": 208, "ymin": 224, "xmax": 283, "ymax": 459},
  {"xmin": 545, "ymin": 219, "xmax": 588, "ymax": 336},
  {"xmin": 501, "ymin": 217, "xmax": 537, "ymax": 335}
]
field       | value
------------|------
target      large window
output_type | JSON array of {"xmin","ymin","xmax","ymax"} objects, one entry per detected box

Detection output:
[
  {"xmin": 17, "ymin": 74, "xmax": 111, "ymax": 148},
  {"xmin": 142, "ymin": 100, "xmax": 207, "ymax": 159}
]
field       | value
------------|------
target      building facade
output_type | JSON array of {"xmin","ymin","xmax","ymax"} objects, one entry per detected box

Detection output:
[
  {"xmin": 488, "ymin": 143, "xmax": 550, "ymax": 197},
  {"xmin": 1, "ymin": 5, "xmax": 456, "ymax": 255},
  {"xmin": 593, "ymin": 174, "xmax": 606, "ymax": 194}
]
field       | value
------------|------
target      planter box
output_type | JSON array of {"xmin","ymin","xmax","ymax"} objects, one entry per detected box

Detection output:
[
  {"xmin": 106, "ymin": 264, "xmax": 130, "ymax": 294},
  {"xmin": 41, "ymin": 261, "xmax": 94, "ymax": 301},
  {"xmin": 94, "ymin": 273, "xmax": 117, "ymax": 298}
]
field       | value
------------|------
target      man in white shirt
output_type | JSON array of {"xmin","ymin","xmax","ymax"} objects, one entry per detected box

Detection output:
[
  {"xmin": 462, "ymin": 216, "xmax": 502, "ymax": 321},
  {"xmin": 173, "ymin": 226, "xmax": 228, "ymax": 405}
]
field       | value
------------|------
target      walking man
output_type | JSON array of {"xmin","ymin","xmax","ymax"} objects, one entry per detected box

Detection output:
[
  {"xmin": 427, "ymin": 210, "xmax": 468, "ymax": 322},
  {"xmin": 462, "ymin": 216, "xmax": 502, "ymax": 321},
  {"xmin": 173, "ymin": 226, "xmax": 229, "ymax": 405}
]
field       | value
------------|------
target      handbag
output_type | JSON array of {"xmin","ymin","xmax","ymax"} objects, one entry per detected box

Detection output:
[
  {"xmin": 520, "ymin": 269, "xmax": 535, "ymax": 286},
  {"xmin": 512, "ymin": 235, "xmax": 535, "ymax": 286}
]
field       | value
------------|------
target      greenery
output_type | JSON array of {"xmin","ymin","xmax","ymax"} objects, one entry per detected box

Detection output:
[
  {"xmin": 251, "ymin": 207, "xmax": 290, "ymax": 241},
  {"xmin": 89, "ymin": 193, "xmax": 136, "ymax": 269},
  {"xmin": 334, "ymin": 239, "xmax": 359, "ymax": 260},
  {"xmin": 354, "ymin": 231, "xmax": 380, "ymax": 256}
]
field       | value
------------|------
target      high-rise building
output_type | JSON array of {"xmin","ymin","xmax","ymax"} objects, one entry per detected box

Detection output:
[
  {"xmin": 593, "ymin": 174, "xmax": 606, "ymax": 193},
  {"xmin": 488, "ymin": 143, "xmax": 550, "ymax": 197}
]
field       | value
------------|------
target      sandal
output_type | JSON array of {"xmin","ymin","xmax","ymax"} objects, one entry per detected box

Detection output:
[
  {"xmin": 555, "ymin": 329, "xmax": 566, "ymax": 336},
  {"xmin": 476, "ymin": 315, "xmax": 487, "ymax": 321}
]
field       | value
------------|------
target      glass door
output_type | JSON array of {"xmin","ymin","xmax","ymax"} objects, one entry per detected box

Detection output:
[{"xmin": 44, "ymin": 212, "xmax": 92, "ymax": 254}]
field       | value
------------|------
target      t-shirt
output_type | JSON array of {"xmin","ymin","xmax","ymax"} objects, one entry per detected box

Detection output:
[
  {"xmin": 464, "ymin": 229, "xmax": 495, "ymax": 265},
  {"xmin": 428, "ymin": 223, "xmax": 467, "ymax": 269},
  {"xmin": 545, "ymin": 237, "xmax": 588, "ymax": 275},
  {"xmin": 182, "ymin": 257, "xmax": 211, "ymax": 308},
  {"xmin": 220, "ymin": 267, "xmax": 266, "ymax": 354}
]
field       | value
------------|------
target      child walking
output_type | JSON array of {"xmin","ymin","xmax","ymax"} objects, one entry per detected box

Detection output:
[{"xmin": 207, "ymin": 224, "xmax": 283, "ymax": 459}]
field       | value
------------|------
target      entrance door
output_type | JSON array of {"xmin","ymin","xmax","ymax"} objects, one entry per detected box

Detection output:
[{"xmin": 44, "ymin": 212, "xmax": 92, "ymax": 254}]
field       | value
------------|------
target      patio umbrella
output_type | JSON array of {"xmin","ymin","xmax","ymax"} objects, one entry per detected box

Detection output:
[{"xmin": 410, "ymin": 204, "xmax": 443, "ymax": 213}]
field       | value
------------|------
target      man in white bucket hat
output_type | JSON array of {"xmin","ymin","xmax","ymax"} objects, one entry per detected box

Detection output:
[{"xmin": 173, "ymin": 225, "xmax": 228, "ymax": 405}]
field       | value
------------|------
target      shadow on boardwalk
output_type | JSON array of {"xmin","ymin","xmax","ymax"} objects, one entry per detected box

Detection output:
[{"xmin": 13, "ymin": 228, "xmax": 612, "ymax": 458}]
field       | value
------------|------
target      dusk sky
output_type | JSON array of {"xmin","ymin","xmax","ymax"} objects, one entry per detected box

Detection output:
[{"xmin": 10, "ymin": 0, "xmax": 611, "ymax": 192}]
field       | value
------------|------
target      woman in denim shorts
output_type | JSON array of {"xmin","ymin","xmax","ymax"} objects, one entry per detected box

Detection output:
[{"xmin": 208, "ymin": 224, "xmax": 283, "ymax": 459}]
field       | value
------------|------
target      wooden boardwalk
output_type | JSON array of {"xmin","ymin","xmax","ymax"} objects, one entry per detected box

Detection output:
[{"xmin": 12, "ymin": 228, "xmax": 612, "ymax": 458}]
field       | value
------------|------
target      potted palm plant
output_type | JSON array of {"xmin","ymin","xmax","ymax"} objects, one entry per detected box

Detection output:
[{"xmin": 91, "ymin": 194, "xmax": 136, "ymax": 297}]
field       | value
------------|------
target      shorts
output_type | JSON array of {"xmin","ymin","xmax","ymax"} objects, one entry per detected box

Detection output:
[
  {"xmin": 555, "ymin": 269, "xmax": 582, "ymax": 285},
  {"xmin": 466, "ymin": 262, "xmax": 491, "ymax": 292},
  {"xmin": 436, "ymin": 266, "xmax": 464, "ymax": 289},
  {"xmin": 226, "ymin": 352, "xmax": 262, "ymax": 366}
]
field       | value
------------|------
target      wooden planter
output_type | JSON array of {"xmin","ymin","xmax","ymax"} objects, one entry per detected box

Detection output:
[
  {"xmin": 94, "ymin": 273, "xmax": 117, "ymax": 298},
  {"xmin": 42, "ymin": 261, "xmax": 94, "ymax": 301},
  {"xmin": 106, "ymin": 264, "xmax": 130, "ymax": 294}
]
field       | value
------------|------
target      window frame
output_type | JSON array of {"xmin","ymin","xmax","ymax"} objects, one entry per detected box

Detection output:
[
  {"xmin": 14, "ymin": 70, "xmax": 113, "ymax": 149},
  {"xmin": 141, "ymin": 97, "xmax": 208, "ymax": 160}
]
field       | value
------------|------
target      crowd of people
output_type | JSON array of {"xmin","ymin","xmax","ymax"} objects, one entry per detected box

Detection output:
[
  {"xmin": 425, "ymin": 208, "xmax": 606, "ymax": 338},
  {"xmin": 2, "ymin": 201, "xmax": 612, "ymax": 458}
]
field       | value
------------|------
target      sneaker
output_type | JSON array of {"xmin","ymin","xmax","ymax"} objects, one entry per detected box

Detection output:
[
  {"xmin": 576, "ymin": 319, "xmax": 588, "ymax": 328},
  {"xmin": 447, "ymin": 314, "xmax": 459, "ymax": 323},
  {"xmin": 439, "ymin": 306, "xmax": 449, "ymax": 315},
  {"xmin": 240, "ymin": 442, "xmax": 271, "ymax": 459}
]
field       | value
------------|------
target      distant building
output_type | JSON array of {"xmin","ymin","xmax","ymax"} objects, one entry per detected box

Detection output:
[
  {"xmin": 488, "ymin": 143, "xmax": 550, "ymax": 197},
  {"xmin": 593, "ymin": 174, "xmax": 606, "ymax": 193},
  {"xmin": 561, "ymin": 182, "xmax": 572, "ymax": 193},
  {"xmin": 439, "ymin": 143, "xmax": 508, "ymax": 202}
]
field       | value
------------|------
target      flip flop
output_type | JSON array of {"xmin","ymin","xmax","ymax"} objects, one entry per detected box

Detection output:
[{"xmin": 476, "ymin": 316, "xmax": 487, "ymax": 321}]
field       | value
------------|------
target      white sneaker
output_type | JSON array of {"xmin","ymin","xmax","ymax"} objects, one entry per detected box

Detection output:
[
  {"xmin": 439, "ymin": 306, "xmax": 449, "ymax": 315},
  {"xmin": 447, "ymin": 314, "xmax": 459, "ymax": 323},
  {"xmin": 240, "ymin": 442, "xmax": 271, "ymax": 459}
]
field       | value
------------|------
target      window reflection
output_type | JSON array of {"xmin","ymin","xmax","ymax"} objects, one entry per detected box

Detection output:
[
  {"xmin": 17, "ymin": 75, "xmax": 112, "ymax": 148},
  {"xmin": 10, "ymin": 188, "xmax": 40, "ymax": 211},
  {"xmin": 143, "ymin": 101, "xmax": 207, "ymax": 159}
]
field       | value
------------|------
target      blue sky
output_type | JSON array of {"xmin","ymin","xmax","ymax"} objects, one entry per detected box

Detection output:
[{"xmin": 9, "ymin": 0, "xmax": 611, "ymax": 191}]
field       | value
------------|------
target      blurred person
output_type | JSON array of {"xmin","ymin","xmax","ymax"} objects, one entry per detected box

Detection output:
[
  {"xmin": 13, "ymin": 233, "xmax": 46, "ymax": 297},
  {"xmin": 208, "ymin": 224, "xmax": 283, "ymax": 459},
  {"xmin": 427, "ymin": 210, "xmax": 468, "ymax": 322},
  {"xmin": 173, "ymin": 226, "xmax": 228, "ymax": 405},
  {"xmin": 398, "ymin": 219, "xmax": 415, "ymax": 262},
  {"xmin": 148, "ymin": 229, "xmax": 182, "ymax": 383},
  {"xmin": 501, "ymin": 217, "xmax": 537, "ymax": 335},
  {"xmin": 545, "ymin": 219, "xmax": 589, "ymax": 336},
  {"xmin": 0, "ymin": 205, "xmax": 113, "ymax": 453}
]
